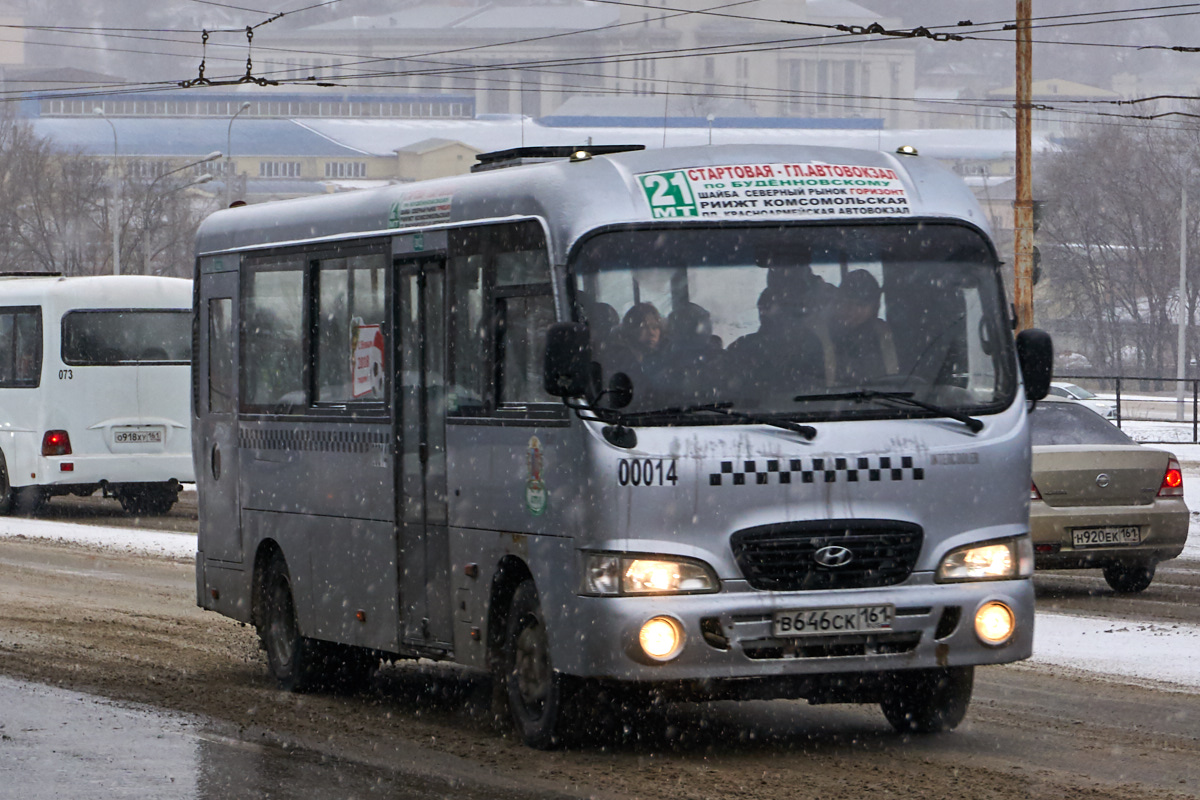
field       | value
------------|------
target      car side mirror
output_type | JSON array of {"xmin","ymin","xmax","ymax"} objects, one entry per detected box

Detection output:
[
  {"xmin": 1016, "ymin": 328, "xmax": 1053, "ymax": 402},
  {"xmin": 543, "ymin": 322, "xmax": 593, "ymax": 398}
]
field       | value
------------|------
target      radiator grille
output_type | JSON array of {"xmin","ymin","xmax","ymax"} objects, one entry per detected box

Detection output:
[{"xmin": 731, "ymin": 520, "xmax": 923, "ymax": 591}]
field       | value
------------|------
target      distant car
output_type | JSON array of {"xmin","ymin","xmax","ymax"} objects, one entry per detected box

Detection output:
[
  {"xmin": 1048, "ymin": 381, "xmax": 1117, "ymax": 419},
  {"xmin": 1029, "ymin": 398, "xmax": 1187, "ymax": 593}
]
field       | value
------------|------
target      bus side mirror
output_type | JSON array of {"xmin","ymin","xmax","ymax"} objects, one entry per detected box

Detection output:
[
  {"xmin": 1016, "ymin": 328, "xmax": 1053, "ymax": 402},
  {"xmin": 544, "ymin": 322, "xmax": 593, "ymax": 398}
]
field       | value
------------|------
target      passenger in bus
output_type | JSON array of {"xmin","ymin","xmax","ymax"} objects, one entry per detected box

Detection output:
[
  {"xmin": 608, "ymin": 302, "xmax": 671, "ymax": 406},
  {"xmin": 725, "ymin": 285, "xmax": 826, "ymax": 399},
  {"xmin": 619, "ymin": 302, "xmax": 667, "ymax": 366},
  {"xmin": 829, "ymin": 269, "xmax": 898, "ymax": 385},
  {"xmin": 666, "ymin": 302, "xmax": 724, "ymax": 404},
  {"xmin": 766, "ymin": 265, "xmax": 838, "ymax": 385}
]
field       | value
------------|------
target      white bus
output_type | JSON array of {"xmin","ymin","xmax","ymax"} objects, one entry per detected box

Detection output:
[
  {"xmin": 0, "ymin": 273, "xmax": 194, "ymax": 515},
  {"xmin": 193, "ymin": 144, "xmax": 1052, "ymax": 748}
]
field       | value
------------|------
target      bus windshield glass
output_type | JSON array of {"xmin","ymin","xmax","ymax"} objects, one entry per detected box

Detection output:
[
  {"xmin": 571, "ymin": 222, "xmax": 1016, "ymax": 422},
  {"xmin": 62, "ymin": 310, "xmax": 191, "ymax": 366}
]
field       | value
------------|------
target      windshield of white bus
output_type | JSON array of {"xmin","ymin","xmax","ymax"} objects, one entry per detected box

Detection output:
[
  {"xmin": 571, "ymin": 222, "xmax": 1016, "ymax": 422},
  {"xmin": 61, "ymin": 310, "xmax": 191, "ymax": 366}
]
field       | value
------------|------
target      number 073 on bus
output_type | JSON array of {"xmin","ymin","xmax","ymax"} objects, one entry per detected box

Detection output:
[{"xmin": 193, "ymin": 143, "xmax": 1053, "ymax": 749}]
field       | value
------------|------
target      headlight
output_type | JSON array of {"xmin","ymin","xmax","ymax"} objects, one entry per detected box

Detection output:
[
  {"xmin": 583, "ymin": 553, "xmax": 719, "ymax": 596},
  {"xmin": 937, "ymin": 536, "xmax": 1033, "ymax": 582}
]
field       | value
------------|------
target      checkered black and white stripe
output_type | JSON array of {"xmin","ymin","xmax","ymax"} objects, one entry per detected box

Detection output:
[{"xmin": 709, "ymin": 456, "xmax": 924, "ymax": 486}]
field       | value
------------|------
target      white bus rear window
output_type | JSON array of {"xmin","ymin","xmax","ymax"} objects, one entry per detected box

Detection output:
[{"xmin": 61, "ymin": 310, "xmax": 190, "ymax": 366}]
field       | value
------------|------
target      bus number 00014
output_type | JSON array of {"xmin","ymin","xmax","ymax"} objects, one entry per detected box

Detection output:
[{"xmin": 618, "ymin": 458, "xmax": 678, "ymax": 487}]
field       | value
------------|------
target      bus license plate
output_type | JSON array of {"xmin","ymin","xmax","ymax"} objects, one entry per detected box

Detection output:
[
  {"xmin": 114, "ymin": 428, "xmax": 163, "ymax": 444},
  {"xmin": 1071, "ymin": 526, "xmax": 1142, "ymax": 547},
  {"xmin": 772, "ymin": 605, "xmax": 894, "ymax": 637}
]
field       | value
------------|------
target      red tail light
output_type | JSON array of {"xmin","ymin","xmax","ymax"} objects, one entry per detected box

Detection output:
[
  {"xmin": 1030, "ymin": 481, "xmax": 1041, "ymax": 500},
  {"xmin": 1158, "ymin": 457, "xmax": 1184, "ymax": 497},
  {"xmin": 42, "ymin": 430, "xmax": 71, "ymax": 456}
]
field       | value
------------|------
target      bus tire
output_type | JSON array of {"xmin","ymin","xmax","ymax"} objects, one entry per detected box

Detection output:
[
  {"xmin": 0, "ymin": 455, "xmax": 12, "ymax": 515},
  {"xmin": 117, "ymin": 483, "xmax": 178, "ymax": 516},
  {"xmin": 880, "ymin": 666, "xmax": 973, "ymax": 734},
  {"xmin": 12, "ymin": 486, "xmax": 46, "ymax": 515},
  {"xmin": 501, "ymin": 580, "xmax": 573, "ymax": 749},
  {"xmin": 259, "ymin": 554, "xmax": 323, "ymax": 693},
  {"xmin": 1103, "ymin": 560, "xmax": 1155, "ymax": 593}
]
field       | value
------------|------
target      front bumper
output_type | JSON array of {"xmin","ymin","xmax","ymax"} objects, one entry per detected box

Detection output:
[
  {"xmin": 554, "ymin": 574, "xmax": 1034, "ymax": 683},
  {"xmin": 1030, "ymin": 497, "xmax": 1188, "ymax": 569}
]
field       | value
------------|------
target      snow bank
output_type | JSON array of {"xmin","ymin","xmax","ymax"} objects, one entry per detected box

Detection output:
[{"xmin": 0, "ymin": 517, "xmax": 196, "ymax": 560}]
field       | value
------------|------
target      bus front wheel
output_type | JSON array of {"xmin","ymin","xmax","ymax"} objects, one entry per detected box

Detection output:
[
  {"xmin": 501, "ymin": 580, "xmax": 573, "ymax": 749},
  {"xmin": 880, "ymin": 666, "xmax": 974, "ymax": 734}
]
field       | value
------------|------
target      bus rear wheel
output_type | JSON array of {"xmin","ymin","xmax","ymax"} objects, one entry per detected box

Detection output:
[
  {"xmin": 880, "ymin": 666, "xmax": 974, "ymax": 734},
  {"xmin": 501, "ymin": 580, "xmax": 574, "ymax": 749},
  {"xmin": 117, "ymin": 483, "xmax": 179, "ymax": 516},
  {"xmin": 259, "ymin": 555, "xmax": 324, "ymax": 693}
]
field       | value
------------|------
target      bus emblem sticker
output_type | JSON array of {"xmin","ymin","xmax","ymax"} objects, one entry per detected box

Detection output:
[{"xmin": 526, "ymin": 435, "xmax": 547, "ymax": 516}]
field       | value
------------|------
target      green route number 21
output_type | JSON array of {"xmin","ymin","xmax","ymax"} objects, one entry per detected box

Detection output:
[{"xmin": 639, "ymin": 171, "xmax": 698, "ymax": 217}]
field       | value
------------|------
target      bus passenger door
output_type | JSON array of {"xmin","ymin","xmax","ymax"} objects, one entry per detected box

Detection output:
[
  {"xmin": 396, "ymin": 259, "xmax": 453, "ymax": 649},
  {"xmin": 196, "ymin": 267, "xmax": 241, "ymax": 563}
]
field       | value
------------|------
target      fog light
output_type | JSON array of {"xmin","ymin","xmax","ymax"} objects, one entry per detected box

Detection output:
[
  {"xmin": 975, "ymin": 601, "xmax": 1015, "ymax": 646},
  {"xmin": 639, "ymin": 616, "xmax": 684, "ymax": 662}
]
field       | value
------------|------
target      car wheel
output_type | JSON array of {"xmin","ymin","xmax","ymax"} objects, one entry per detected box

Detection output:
[
  {"xmin": 1103, "ymin": 561, "xmax": 1155, "ymax": 593},
  {"xmin": 881, "ymin": 666, "xmax": 974, "ymax": 734},
  {"xmin": 501, "ymin": 580, "xmax": 574, "ymax": 749}
]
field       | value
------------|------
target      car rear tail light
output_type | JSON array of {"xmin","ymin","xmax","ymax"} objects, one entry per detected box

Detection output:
[
  {"xmin": 41, "ymin": 430, "xmax": 71, "ymax": 457},
  {"xmin": 1030, "ymin": 481, "xmax": 1041, "ymax": 500},
  {"xmin": 1158, "ymin": 457, "xmax": 1184, "ymax": 497}
]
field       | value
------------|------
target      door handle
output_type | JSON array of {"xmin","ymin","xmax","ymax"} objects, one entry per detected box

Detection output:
[{"xmin": 211, "ymin": 443, "xmax": 221, "ymax": 480}]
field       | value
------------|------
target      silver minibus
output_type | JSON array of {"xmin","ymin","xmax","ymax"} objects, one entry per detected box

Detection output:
[{"xmin": 193, "ymin": 143, "xmax": 1052, "ymax": 748}]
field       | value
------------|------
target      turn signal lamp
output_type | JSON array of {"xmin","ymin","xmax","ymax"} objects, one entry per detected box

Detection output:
[
  {"xmin": 639, "ymin": 616, "xmax": 684, "ymax": 662},
  {"xmin": 1158, "ymin": 457, "xmax": 1184, "ymax": 497},
  {"xmin": 41, "ymin": 430, "xmax": 71, "ymax": 456},
  {"xmin": 975, "ymin": 601, "xmax": 1016, "ymax": 646}
]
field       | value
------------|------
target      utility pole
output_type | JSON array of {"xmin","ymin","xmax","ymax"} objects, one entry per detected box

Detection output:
[{"xmin": 1013, "ymin": 0, "xmax": 1035, "ymax": 331}]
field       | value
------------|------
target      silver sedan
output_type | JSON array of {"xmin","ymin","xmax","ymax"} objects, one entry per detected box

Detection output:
[{"xmin": 1029, "ymin": 398, "xmax": 1188, "ymax": 593}]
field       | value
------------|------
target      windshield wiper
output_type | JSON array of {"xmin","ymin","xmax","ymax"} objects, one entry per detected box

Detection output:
[
  {"xmin": 621, "ymin": 402, "xmax": 817, "ymax": 440},
  {"xmin": 792, "ymin": 390, "xmax": 984, "ymax": 434}
]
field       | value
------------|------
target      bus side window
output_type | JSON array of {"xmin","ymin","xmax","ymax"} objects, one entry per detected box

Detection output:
[
  {"xmin": 208, "ymin": 298, "xmax": 234, "ymax": 414},
  {"xmin": 496, "ymin": 293, "xmax": 556, "ymax": 405},
  {"xmin": 242, "ymin": 264, "xmax": 306, "ymax": 411},
  {"xmin": 448, "ymin": 252, "xmax": 487, "ymax": 415},
  {"xmin": 315, "ymin": 254, "xmax": 387, "ymax": 404},
  {"xmin": 0, "ymin": 307, "xmax": 42, "ymax": 388}
]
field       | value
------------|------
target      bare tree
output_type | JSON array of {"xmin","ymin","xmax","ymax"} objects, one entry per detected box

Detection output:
[{"xmin": 1038, "ymin": 119, "xmax": 1200, "ymax": 376}]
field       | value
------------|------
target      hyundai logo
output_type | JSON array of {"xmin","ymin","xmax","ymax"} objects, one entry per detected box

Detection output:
[
  {"xmin": 813, "ymin": 545, "xmax": 854, "ymax": 568},
  {"xmin": 1096, "ymin": 473, "xmax": 1110, "ymax": 488}
]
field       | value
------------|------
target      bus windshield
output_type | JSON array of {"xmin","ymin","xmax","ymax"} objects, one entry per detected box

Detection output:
[{"xmin": 571, "ymin": 222, "xmax": 1016, "ymax": 423}]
